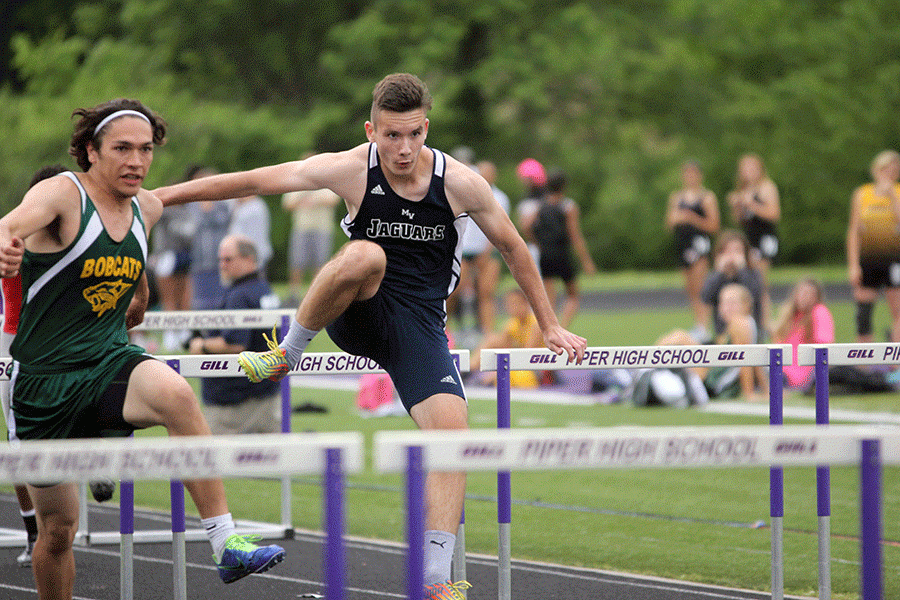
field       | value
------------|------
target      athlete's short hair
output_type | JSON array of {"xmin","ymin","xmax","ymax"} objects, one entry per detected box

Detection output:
[
  {"xmin": 69, "ymin": 99, "xmax": 166, "ymax": 172},
  {"xmin": 370, "ymin": 73, "xmax": 432, "ymax": 124}
]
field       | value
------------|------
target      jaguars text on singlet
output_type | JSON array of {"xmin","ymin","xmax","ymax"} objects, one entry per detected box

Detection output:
[{"xmin": 340, "ymin": 143, "xmax": 468, "ymax": 305}]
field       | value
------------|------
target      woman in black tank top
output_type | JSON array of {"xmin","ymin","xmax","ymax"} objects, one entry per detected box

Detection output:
[
  {"xmin": 727, "ymin": 153, "xmax": 780, "ymax": 334},
  {"xmin": 665, "ymin": 160, "xmax": 720, "ymax": 337}
]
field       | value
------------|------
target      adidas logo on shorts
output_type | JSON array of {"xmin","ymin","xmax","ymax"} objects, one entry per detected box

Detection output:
[{"xmin": 441, "ymin": 375, "xmax": 455, "ymax": 384}]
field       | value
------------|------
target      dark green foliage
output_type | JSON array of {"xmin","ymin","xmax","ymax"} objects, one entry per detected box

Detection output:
[{"xmin": 2, "ymin": 0, "xmax": 899, "ymax": 276}]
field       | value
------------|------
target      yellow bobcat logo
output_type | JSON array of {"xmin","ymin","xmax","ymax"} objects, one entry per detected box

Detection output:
[{"xmin": 83, "ymin": 280, "xmax": 133, "ymax": 317}]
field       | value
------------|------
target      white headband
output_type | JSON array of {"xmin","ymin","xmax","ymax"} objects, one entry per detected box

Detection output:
[{"xmin": 93, "ymin": 109, "xmax": 152, "ymax": 137}]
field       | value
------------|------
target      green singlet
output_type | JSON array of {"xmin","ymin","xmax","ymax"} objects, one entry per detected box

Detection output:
[{"xmin": 9, "ymin": 172, "xmax": 149, "ymax": 441}]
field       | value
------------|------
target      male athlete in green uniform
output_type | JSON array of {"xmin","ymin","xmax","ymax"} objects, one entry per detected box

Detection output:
[{"xmin": 0, "ymin": 99, "xmax": 283, "ymax": 599}]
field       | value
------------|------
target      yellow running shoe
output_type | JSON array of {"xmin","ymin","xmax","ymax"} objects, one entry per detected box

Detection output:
[
  {"xmin": 237, "ymin": 326, "xmax": 290, "ymax": 383},
  {"xmin": 423, "ymin": 580, "xmax": 472, "ymax": 599}
]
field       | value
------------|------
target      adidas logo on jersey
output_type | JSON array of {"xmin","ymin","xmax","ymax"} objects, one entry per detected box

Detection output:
[
  {"xmin": 441, "ymin": 375, "xmax": 456, "ymax": 384},
  {"xmin": 370, "ymin": 184, "xmax": 385, "ymax": 195}
]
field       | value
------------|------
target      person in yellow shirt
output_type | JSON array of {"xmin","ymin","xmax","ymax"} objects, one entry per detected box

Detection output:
[
  {"xmin": 847, "ymin": 149, "xmax": 900, "ymax": 342},
  {"xmin": 471, "ymin": 288, "xmax": 542, "ymax": 387}
]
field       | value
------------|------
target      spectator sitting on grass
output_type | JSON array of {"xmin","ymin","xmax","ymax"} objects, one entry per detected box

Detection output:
[
  {"xmin": 658, "ymin": 283, "xmax": 765, "ymax": 402},
  {"xmin": 471, "ymin": 288, "xmax": 542, "ymax": 388},
  {"xmin": 771, "ymin": 277, "xmax": 835, "ymax": 391}
]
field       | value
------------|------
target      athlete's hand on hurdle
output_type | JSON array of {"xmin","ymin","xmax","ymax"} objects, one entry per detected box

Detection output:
[
  {"xmin": 543, "ymin": 326, "xmax": 587, "ymax": 364},
  {"xmin": 0, "ymin": 236, "xmax": 23, "ymax": 278}
]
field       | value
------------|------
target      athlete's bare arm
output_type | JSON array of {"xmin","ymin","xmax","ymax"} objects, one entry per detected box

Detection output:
[
  {"xmin": 153, "ymin": 145, "xmax": 370, "ymax": 215},
  {"xmin": 445, "ymin": 161, "xmax": 586, "ymax": 363},
  {"xmin": 136, "ymin": 189, "xmax": 164, "ymax": 231},
  {"xmin": 0, "ymin": 175, "xmax": 82, "ymax": 276}
]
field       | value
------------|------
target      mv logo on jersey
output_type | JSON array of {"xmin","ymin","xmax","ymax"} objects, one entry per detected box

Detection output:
[{"xmin": 402, "ymin": 208, "xmax": 415, "ymax": 220}]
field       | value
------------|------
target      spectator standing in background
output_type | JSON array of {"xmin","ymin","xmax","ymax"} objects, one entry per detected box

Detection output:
[
  {"xmin": 515, "ymin": 158, "xmax": 547, "ymax": 266},
  {"xmin": 665, "ymin": 160, "xmax": 720, "ymax": 340},
  {"xmin": 728, "ymin": 153, "xmax": 780, "ymax": 333},
  {"xmin": 187, "ymin": 166, "xmax": 232, "ymax": 310},
  {"xmin": 229, "ymin": 194, "xmax": 273, "ymax": 275},
  {"xmin": 188, "ymin": 234, "xmax": 282, "ymax": 434},
  {"xmin": 472, "ymin": 159, "xmax": 510, "ymax": 334},
  {"xmin": 846, "ymin": 149, "xmax": 900, "ymax": 343},
  {"xmin": 531, "ymin": 168, "xmax": 597, "ymax": 329},
  {"xmin": 151, "ymin": 174, "xmax": 195, "ymax": 349},
  {"xmin": 281, "ymin": 151, "xmax": 342, "ymax": 306}
]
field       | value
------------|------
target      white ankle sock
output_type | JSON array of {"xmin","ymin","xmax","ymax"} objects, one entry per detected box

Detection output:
[
  {"xmin": 424, "ymin": 530, "xmax": 456, "ymax": 585},
  {"xmin": 280, "ymin": 319, "xmax": 319, "ymax": 368},
  {"xmin": 202, "ymin": 513, "xmax": 236, "ymax": 562}
]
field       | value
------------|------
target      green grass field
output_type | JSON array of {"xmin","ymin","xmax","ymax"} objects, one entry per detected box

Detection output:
[{"xmin": 3, "ymin": 266, "xmax": 898, "ymax": 599}]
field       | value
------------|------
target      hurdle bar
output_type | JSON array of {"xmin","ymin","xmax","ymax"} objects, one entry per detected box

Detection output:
[
  {"xmin": 0, "ymin": 348, "xmax": 468, "ymax": 547},
  {"xmin": 374, "ymin": 424, "xmax": 899, "ymax": 600},
  {"xmin": 480, "ymin": 344, "xmax": 790, "ymax": 600},
  {"xmin": 0, "ymin": 432, "xmax": 363, "ymax": 600}
]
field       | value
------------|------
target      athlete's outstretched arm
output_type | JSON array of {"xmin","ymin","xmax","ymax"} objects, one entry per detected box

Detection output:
[
  {"xmin": 153, "ymin": 146, "xmax": 368, "ymax": 208},
  {"xmin": 448, "ymin": 164, "xmax": 586, "ymax": 363}
]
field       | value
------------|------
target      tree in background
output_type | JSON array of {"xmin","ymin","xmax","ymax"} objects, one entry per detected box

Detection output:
[{"xmin": 1, "ymin": 0, "xmax": 899, "ymax": 273}]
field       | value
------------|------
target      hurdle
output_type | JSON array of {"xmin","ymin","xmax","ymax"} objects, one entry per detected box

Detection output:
[
  {"xmin": 374, "ymin": 424, "xmax": 899, "ymax": 600},
  {"xmin": 797, "ymin": 342, "xmax": 900, "ymax": 600},
  {"xmin": 54, "ymin": 309, "xmax": 468, "ymax": 548},
  {"xmin": 480, "ymin": 344, "xmax": 791, "ymax": 600},
  {"xmin": 0, "ymin": 431, "xmax": 364, "ymax": 600}
]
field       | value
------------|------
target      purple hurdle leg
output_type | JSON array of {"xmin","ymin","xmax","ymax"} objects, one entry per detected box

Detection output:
[
  {"xmin": 860, "ymin": 439, "xmax": 883, "ymax": 600},
  {"xmin": 119, "ymin": 480, "xmax": 134, "ymax": 600},
  {"xmin": 280, "ymin": 314, "xmax": 294, "ymax": 536},
  {"xmin": 324, "ymin": 448, "xmax": 346, "ymax": 600},
  {"xmin": 815, "ymin": 347, "xmax": 831, "ymax": 599},
  {"xmin": 497, "ymin": 352, "xmax": 511, "ymax": 600},
  {"xmin": 171, "ymin": 481, "xmax": 187, "ymax": 600},
  {"xmin": 407, "ymin": 445, "xmax": 425, "ymax": 600},
  {"xmin": 769, "ymin": 347, "xmax": 784, "ymax": 600}
]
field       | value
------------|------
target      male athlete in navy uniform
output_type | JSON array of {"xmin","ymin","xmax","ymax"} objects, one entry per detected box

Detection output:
[
  {"xmin": 154, "ymin": 73, "xmax": 588, "ymax": 599},
  {"xmin": 0, "ymin": 99, "xmax": 283, "ymax": 600}
]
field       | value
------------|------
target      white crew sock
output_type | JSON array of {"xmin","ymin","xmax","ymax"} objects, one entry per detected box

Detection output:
[
  {"xmin": 424, "ymin": 530, "xmax": 456, "ymax": 585},
  {"xmin": 202, "ymin": 512, "xmax": 236, "ymax": 562},
  {"xmin": 280, "ymin": 319, "xmax": 319, "ymax": 369}
]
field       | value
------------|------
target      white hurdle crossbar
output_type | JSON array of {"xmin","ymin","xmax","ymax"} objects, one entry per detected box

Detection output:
[
  {"xmin": 480, "ymin": 345, "xmax": 792, "ymax": 600},
  {"xmin": 375, "ymin": 425, "xmax": 899, "ymax": 600},
  {"xmin": 0, "ymin": 432, "xmax": 363, "ymax": 600}
]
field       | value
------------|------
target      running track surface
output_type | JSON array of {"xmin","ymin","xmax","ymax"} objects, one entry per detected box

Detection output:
[{"xmin": 0, "ymin": 494, "xmax": 811, "ymax": 600}]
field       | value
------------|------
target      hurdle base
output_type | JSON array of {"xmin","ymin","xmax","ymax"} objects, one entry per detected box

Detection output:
[{"xmin": 73, "ymin": 521, "xmax": 290, "ymax": 546}]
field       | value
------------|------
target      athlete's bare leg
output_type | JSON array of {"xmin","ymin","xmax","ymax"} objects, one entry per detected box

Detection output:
[
  {"xmin": 409, "ymin": 393, "xmax": 468, "ymax": 534},
  {"xmin": 121, "ymin": 361, "xmax": 227, "ymax": 518},
  {"xmin": 294, "ymin": 240, "xmax": 386, "ymax": 330},
  {"xmin": 28, "ymin": 483, "xmax": 78, "ymax": 600}
]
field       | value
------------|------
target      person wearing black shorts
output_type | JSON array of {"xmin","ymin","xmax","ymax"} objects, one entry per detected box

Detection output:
[
  {"xmin": 154, "ymin": 73, "xmax": 588, "ymax": 598},
  {"xmin": 666, "ymin": 160, "xmax": 720, "ymax": 337},
  {"xmin": 728, "ymin": 154, "xmax": 780, "ymax": 334},
  {"xmin": 847, "ymin": 149, "xmax": 900, "ymax": 342},
  {"xmin": 531, "ymin": 168, "xmax": 596, "ymax": 329}
]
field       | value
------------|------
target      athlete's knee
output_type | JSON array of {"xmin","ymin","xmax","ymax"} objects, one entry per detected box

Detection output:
[
  {"xmin": 38, "ymin": 514, "xmax": 77, "ymax": 554},
  {"xmin": 337, "ymin": 241, "xmax": 386, "ymax": 281},
  {"xmin": 856, "ymin": 301, "xmax": 874, "ymax": 336}
]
